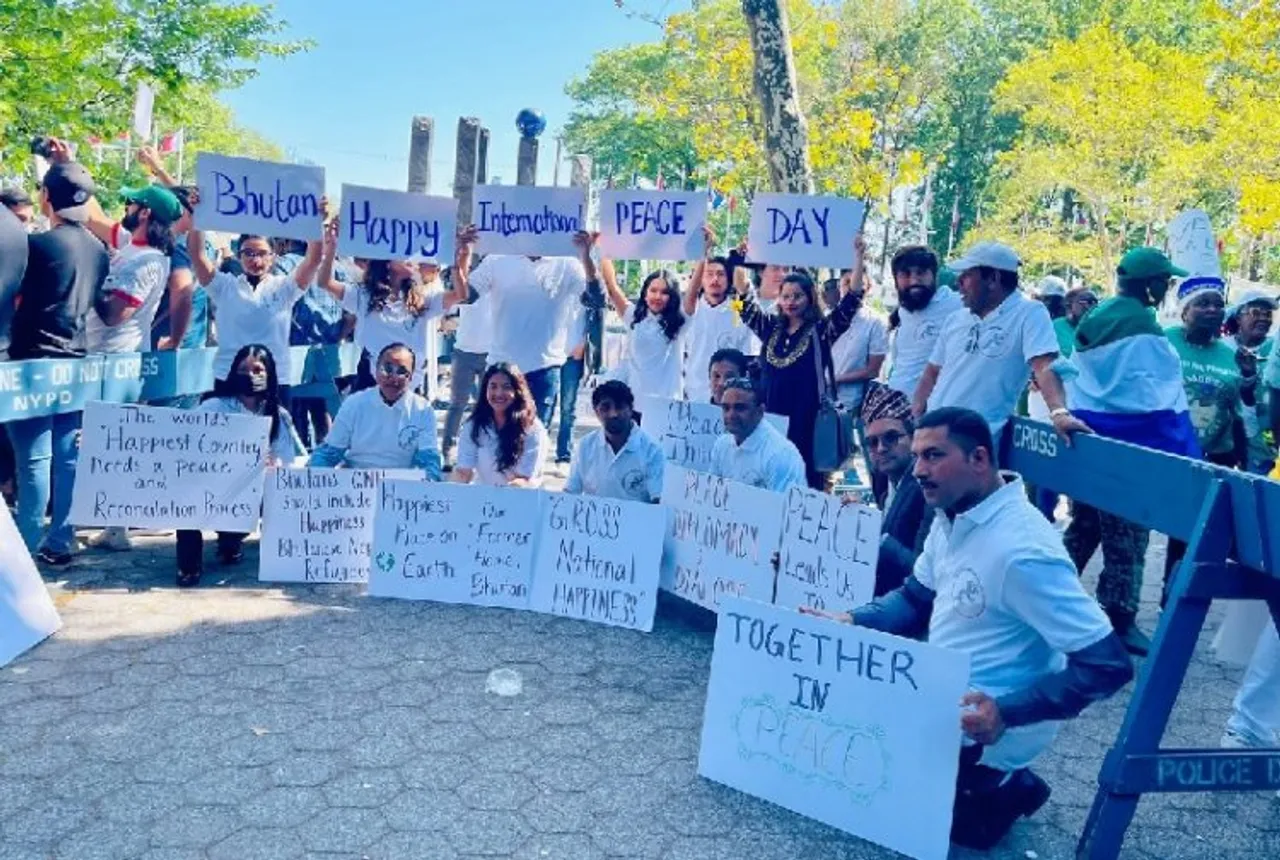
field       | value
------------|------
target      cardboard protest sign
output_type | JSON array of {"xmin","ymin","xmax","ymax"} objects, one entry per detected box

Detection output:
[
  {"xmin": 70, "ymin": 401, "xmax": 269, "ymax": 532},
  {"xmin": 1167, "ymin": 209, "xmax": 1221, "ymax": 279},
  {"xmin": 598, "ymin": 189, "xmax": 706, "ymax": 261},
  {"xmin": 0, "ymin": 505, "xmax": 60, "ymax": 668},
  {"xmin": 368, "ymin": 480, "xmax": 538, "ymax": 609},
  {"xmin": 774, "ymin": 486, "xmax": 882, "ymax": 612},
  {"xmin": 473, "ymin": 185, "xmax": 588, "ymax": 257},
  {"xmin": 747, "ymin": 192, "xmax": 866, "ymax": 269},
  {"xmin": 259, "ymin": 468, "xmax": 423, "ymax": 584},
  {"xmin": 338, "ymin": 184, "xmax": 457, "ymax": 262},
  {"xmin": 659, "ymin": 465, "xmax": 784, "ymax": 610},
  {"xmin": 700, "ymin": 597, "xmax": 969, "ymax": 860},
  {"xmin": 196, "ymin": 153, "xmax": 325, "ymax": 241},
  {"xmin": 529, "ymin": 493, "xmax": 664, "ymax": 632},
  {"xmin": 132, "ymin": 82, "xmax": 155, "ymax": 139},
  {"xmin": 640, "ymin": 397, "xmax": 788, "ymax": 473}
]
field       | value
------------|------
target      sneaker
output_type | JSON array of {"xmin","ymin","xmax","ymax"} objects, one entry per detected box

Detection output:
[
  {"xmin": 35, "ymin": 548, "xmax": 73, "ymax": 567},
  {"xmin": 86, "ymin": 527, "xmax": 132, "ymax": 551},
  {"xmin": 441, "ymin": 449, "xmax": 454, "ymax": 474},
  {"xmin": 1105, "ymin": 608, "xmax": 1151, "ymax": 657}
]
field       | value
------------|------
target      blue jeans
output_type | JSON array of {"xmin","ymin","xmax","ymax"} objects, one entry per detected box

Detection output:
[
  {"xmin": 556, "ymin": 357, "xmax": 584, "ymax": 461},
  {"xmin": 8, "ymin": 411, "xmax": 82, "ymax": 554},
  {"xmin": 524, "ymin": 365, "xmax": 562, "ymax": 431}
]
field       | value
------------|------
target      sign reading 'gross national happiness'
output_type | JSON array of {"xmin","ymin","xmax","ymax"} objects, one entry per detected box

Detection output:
[
  {"xmin": 472, "ymin": 185, "xmax": 588, "ymax": 257},
  {"xmin": 196, "ymin": 153, "xmax": 325, "ymax": 242}
]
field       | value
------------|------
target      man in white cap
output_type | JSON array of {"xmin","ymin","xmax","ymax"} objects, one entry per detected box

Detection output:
[
  {"xmin": 911, "ymin": 241, "xmax": 1089, "ymax": 446},
  {"xmin": 1033, "ymin": 274, "xmax": 1068, "ymax": 322}
]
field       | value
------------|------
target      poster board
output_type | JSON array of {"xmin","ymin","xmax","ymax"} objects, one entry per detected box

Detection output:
[
  {"xmin": 598, "ymin": 189, "xmax": 706, "ymax": 261},
  {"xmin": 472, "ymin": 185, "xmax": 588, "ymax": 257},
  {"xmin": 0, "ymin": 505, "xmax": 60, "ymax": 668},
  {"xmin": 338, "ymin": 184, "xmax": 457, "ymax": 262},
  {"xmin": 746, "ymin": 192, "xmax": 866, "ymax": 269},
  {"xmin": 195, "ymin": 153, "xmax": 325, "ymax": 241},
  {"xmin": 774, "ymin": 486, "xmax": 882, "ymax": 612},
  {"xmin": 640, "ymin": 398, "xmax": 788, "ymax": 473}
]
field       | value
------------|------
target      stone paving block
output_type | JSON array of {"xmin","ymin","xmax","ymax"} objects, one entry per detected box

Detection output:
[
  {"xmin": 514, "ymin": 832, "xmax": 607, "ymax": 860},
  {"xmin": 365, "ymin": 829, "xmax": 460, "ymax": 859},
  {"xmin": 236, "ymin": 785, "xmax": 326, "ymax": 829},
  {"xmin": 53, "ymin": 819, "xmax": 152, "ymax": 860},
  {"xmin": 296, "ymin": 806, "xmax": 387, "ymax": 853},
  {"xmin": 207, "ymin": 826, "xmax": 306, "ymax": 860},
  {"xmin": 147, "ymin": 805, "xmax": 244, "ymax": 849},
  {"xmin": 381, "ymin": 787, "xmax": 464, "ymax": 832},
  {"xmin": 396, "ymin": 751, "xmax": 474, "ymax": 792},
  {"xmin": 267, "ymin": 750, "xmax": 346, "ymax": 787},
  {"xmin": 322, "ymin": 767, "xmax": 405, "ymax": 808},
  {"xmin": 446, "ymin": 808, "xmax": 533, "ymax": 855}
]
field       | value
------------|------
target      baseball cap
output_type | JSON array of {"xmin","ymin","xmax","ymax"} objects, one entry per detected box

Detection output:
[
  {"xmin": 121, "ymin": 184, "xmax": 183, "ymax": 225},
  {"xmin": 1116, "ymin": 247, "xmax": 1187, "ymax": 284},
  {"xmin": 419, "ymin": 257, "xmax": 441, "ymax": 268},
  {"xmin": 1226, "ymin": 286, "xmax": 1279, "ymax": 319},
  {"xmin": 40, "ymin": 162, "xmax": 96, "ymax": 222},
  {"xmin": 1035, "ymin": 275, "xmax": 1068, "ymax": 298},
  {"xmin": 947, "ymin": 241, "xmax": 1020, "ymax": 274},
  {"xmin": 171, "ymin": 185, "xmax": 196, "ymax": 213}
]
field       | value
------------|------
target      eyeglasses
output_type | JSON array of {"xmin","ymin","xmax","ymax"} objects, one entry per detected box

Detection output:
[
  {"xmin": 240, "ymin": 249, "xmax": 272, "ymax": 260},
  {"xmin": 865, "ymin": 430, "xmax": 906, "ymax": 451},
  {"xmin": 378, "ymin": 363, "xmax": 411, "ymax": 378}
]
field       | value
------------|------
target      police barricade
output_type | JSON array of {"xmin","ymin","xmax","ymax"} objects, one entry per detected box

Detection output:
[{"xmin": 1004, "ymin": 418, "xmax": 1280, "ymax": 860}]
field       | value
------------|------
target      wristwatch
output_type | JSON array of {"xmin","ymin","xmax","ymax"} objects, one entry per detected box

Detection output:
[{"xmin": 1049, "ymin": 407, "xmax": 1072, "ymax": 420}]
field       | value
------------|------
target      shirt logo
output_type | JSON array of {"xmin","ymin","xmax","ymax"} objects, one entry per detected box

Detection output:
[
  {"xmin": 916, "ymin": 322, "xmax": 939, "ymax": 342},
  {"xmin": 398, "ymin": 425, "xmax": 421, "ymax": 450},
  {"xmin": 950, "ymin": 568, "xmax": 986, "ymax": 619},
  {"xmin": 964, "ymin": 324, "xmax": 1010, "ymax": 359},
  {"xmin": 620, "ymin": 468, "xmax": 647, "ymax": 498}
]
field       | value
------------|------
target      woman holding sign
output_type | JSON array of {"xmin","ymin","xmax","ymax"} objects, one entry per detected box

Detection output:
[
  {"xmin": 455, "ymin": 363, "xmax": 548, "ymax": 488},
  {"xmin": 176, "ymin": 344, "xmax": 305, "ymax": 587},
  {"xmin": 598, "ymin": 253, "xmax": 688, "ymax": 404}
]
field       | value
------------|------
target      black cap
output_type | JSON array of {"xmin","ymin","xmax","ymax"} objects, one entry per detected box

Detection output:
[{"xmin": 40, "ymin": 162, "xmax": 95, "ymax": 221}]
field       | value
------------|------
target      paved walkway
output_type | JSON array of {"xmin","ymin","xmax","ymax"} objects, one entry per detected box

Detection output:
[{"xmin": 2, "ymin": 505, "xmax": 1279, "ymax": 859}]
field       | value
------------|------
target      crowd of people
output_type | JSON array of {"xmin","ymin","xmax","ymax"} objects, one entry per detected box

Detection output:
[{"xmin": 1, "ymin": 141, "xmax": 1278, "ymax": 851}]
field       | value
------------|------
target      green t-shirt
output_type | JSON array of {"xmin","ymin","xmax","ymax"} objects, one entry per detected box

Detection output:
[
  {"xmin": 1053, "ymin": 316, "xmax": 1077, "ymax": 358},
  {"xmin": 1165, "ymin": 326, "xmax": 1242, "ymax": 457}
]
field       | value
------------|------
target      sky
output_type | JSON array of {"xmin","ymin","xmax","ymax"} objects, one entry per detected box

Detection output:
[{"xmin": 221, "ymin": 0, "xmax": 678, "ymax": 195}]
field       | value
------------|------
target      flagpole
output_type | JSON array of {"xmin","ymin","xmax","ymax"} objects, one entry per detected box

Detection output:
[{"xmin": 176, "ymin": 129, "xmax": 186, "ymax": 184}]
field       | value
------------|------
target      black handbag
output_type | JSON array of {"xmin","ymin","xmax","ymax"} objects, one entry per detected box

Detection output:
[{"xmin": 810, "ymin": 327, "xmax": 854, "ymax": 473}]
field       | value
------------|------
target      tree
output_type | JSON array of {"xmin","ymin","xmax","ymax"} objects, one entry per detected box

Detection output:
[{"xmin": 742, "ymin": 0, "xmax": 814, "ymax": 193}]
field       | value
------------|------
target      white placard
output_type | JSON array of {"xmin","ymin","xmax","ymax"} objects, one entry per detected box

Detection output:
[
  {"xmin": 774, "ymin": 486, "xmax": 881, "ymax": 612},
  {"xmin": 659, "ymin": 465, "xmax": 784, "ymax": 611},
  {"xmin": 473, "ymin": 185, "xmax": 588, "ymax": 257},
  {"xmin": 0, "ymin": 505, "xmax": 60, "ymax": 668},
  {"xmin": 368, "ymin": 480, "xmax": 538, "ymax": 609},
  {"xmin": 338, "ymin": 184, "xmax": 457, "ymax": 262},
  {"xmin": 196, "ymin": 153, "xmax": 325, "ymax": 242},
  {"xmin": 132, "ymin": 82, "xmax": 155, "ymax": 140},
  {"xmin": 69, "ymin": 401, "xmax": 269, "ymax": 532},
  {"xmin": 640, "ymin": 398, "xmax": 789, "ymax": 473},
  {"xmin": 528, "ymin": 493, "xmax": 664, "ymax": 632},
  {"xmin": 1167, "ymin": 209, "xmax": 1220, "ymax": 279},
  {"xmin": 259, "ymin": 468, "xmax": 423, "ymax": 584},
  {"xmin": 700, "ymin": 597, "xmax": 969, "ymax": 860},
  {"xmin": 598, "ymin": 189, "xmax": 707, "ymax": 261},
  {"xmin": 747, "ymin": 192, "xmax": 866, "ymax": 269}
]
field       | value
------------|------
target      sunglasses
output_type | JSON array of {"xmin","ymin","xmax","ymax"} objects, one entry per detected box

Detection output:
[
  {"xmin": 378, "ymin": 363, "xmax": 411, "ymax": 378},
  {"xmin": 865, "ymin": 430, "xmax": 906, "ymax": 451}
]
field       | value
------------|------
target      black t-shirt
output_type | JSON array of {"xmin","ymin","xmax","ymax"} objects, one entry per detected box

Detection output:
[
  {"xmin": 9, "ymin": 222, "xmax": 110, "ymax": 360},
  {"xmin": 0, "ymin": 206, "xmax": 28, "ymax": 357}
]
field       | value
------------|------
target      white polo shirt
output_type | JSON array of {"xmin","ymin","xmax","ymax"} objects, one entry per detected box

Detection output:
[
  {"xmin": 319, "ymin": 387, "xmax": 439, "ymax": 470},
  {"xmin": 469, "ymin": 254, "xmax": 586, "ymax": 373},
  {"xmin": 454, "ymin": 291, "xmax": 493, "ymax": 355},
  {"xmin": 206, "ymin": 272, "xmax": 305, "ymax": 382},
  {"xmin": 565, "ymin": 426, "xmax": 665, "ymax": 503},
  {"xmin": 831, "ymin": 311, "xmax": 889, "ymax": 407},
  {"xmin": 684, "ymin": 295, "xmax": 758, "ymax": 403},
  {"xmin": 339, "ymin": 284, "xmax": 446, "ymax": 392},
  {"xmin": 926, "ymin": 290, "xmax": 1059, "ymax": 439},
  {"xmin": 709, "ymin": 418, "xmax": 807, "ymax": 493},
  {"xmin": 620, "ymin": 304, "xmax": 688, "ymax": 401},
  {"xmin": 456, "ymin": 418, "xmax": 549, "ymax": 487},
  {"xmin": 886, "ymin": 287, "xmax": 963, "ymax": 398},
  {"xmin": 913, "ymin": 476, "xmax": 1113, "ymax": 770}
]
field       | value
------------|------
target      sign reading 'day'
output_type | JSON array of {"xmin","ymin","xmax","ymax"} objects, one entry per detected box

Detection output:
[
  {"xmin": 747, "ymin": 192, "xmax": 866, "ymax": 269},
  {"xmin": 528, "ymin": 493, "xmax": 665, "ymax": 632},
  {"xmin": 473, "ymin": 185, "xmax": 587, "ymax": 257},
  {"xmin": 598, "ymin": 189, "xmax": 707, "ymax": 261},
  {"xmin": 338, "ymin": 184, "xmax": 457, "ymax": 263},
  {"xmin": 368, "ymin": 480, "xmax": 538, "ymax": 610},
  {"xmin": 774, "ymin": 486, "xmax": 881, "ymax": 613},
  {"xmin": 640, "ymin": 397, "xmax": 789, "ymax": 474},
  {"xmin": 0, "ymin": 504, "xmax": 60, "ymax": 669},
  {"xmin": 70, "ymin": 401, "xmax": 269, "ymax": 533},
  {"xmin": 700, "ymin": 597, "xmax": 969, "ymax": 860},
  {"xmin": 660, "ymin": 465, "xmax": 784, "ymax": 611},
  {"xmin": 196, "ymin": 153, "xmax": 325, "ymax": 242}
]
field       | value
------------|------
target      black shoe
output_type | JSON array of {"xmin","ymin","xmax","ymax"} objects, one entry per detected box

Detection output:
[
  {"xmin": 35, "ymin": 548, "xmax": 72, "ymax": 566},
  {"xmin": 217, "ymin": 549, "xmax": 244, "ymax": 566},
  {"xmin": 176, "ymin": 569, "xmax": 202, "ymax": 588},
  {"xmin": 1106, "ymin": 608, "xmax": 1151, "ymax": 656},
  {"xmin": 951, "ymin": 769, "xmax": 1051, "ymax": 850}
]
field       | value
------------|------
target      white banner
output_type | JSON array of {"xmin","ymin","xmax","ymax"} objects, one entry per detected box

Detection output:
[
  {"xmin": 0, "ymin": 505, "xmax": 60, "ymax": 668},
  {"xmin": 700, "ymin": 597, "xmax": 969, "ymax": 860},
  {"xmin": 774, "ymin": 486, "xmax": 881, "ymax": 612},
  {"xmin": 640, "ymin": 397, "xmax": 788, "ymax": 473},
  {"xmin": 259, "ymin": 468, "xmax": 423, "ymax": 584},
  {"xmin": 70, "ymin": 402, "xmax": 269, "ymax": 532},
  {"xmin": 747, "ymin": 192, "xmax": 866, "ymax": 269},
  {"xmin": 195, "ymin": 153, "xmax": 325, "ymax": 242},
  {"xmin": 528, "ymin": 494, "xmax": 665, "ymax": 632},
  {"xmin": 598, "ymin": 189, "xmax": 707, "ymax": 261},
  {"xmin": 1167, "ymin": 209, "xmax": 1221, "ymax": 279},
  {"xmin": 368, "ymin": 480, "xmax": 538, "ymax": 609},
  {"xmin": 338, "ymin": 184, "xmax": 457, "ymax": 263},
  {"xmin": 473, "ymin": 185, "xmax": 588, "ymax": 257},
  {"xmin": 659, "ymin": 466, "xmax": 784, "ymax": 611},
  {"xmin": 132, "ymin": 82, "xmax": 155, "ymax": 140}
]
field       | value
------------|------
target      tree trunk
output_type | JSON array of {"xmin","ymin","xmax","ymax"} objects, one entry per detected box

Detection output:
[{"xmin": 742, "ymin": 0, "xmax": 814, "ymax": 194}]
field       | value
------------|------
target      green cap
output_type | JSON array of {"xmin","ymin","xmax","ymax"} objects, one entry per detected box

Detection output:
[
  {"xmin": 120, "ymin": 184, "xmax": 183, "ymax": 225},
  {"xmin": 1116, "ymin": 247, "xmax": 1187, "ymax": 284}
]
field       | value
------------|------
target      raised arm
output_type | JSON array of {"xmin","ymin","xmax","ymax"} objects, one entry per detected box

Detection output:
[
  {"xmin": 187, "ymin": 228, "xmax": 218, "ymax": 287},
  {"xmin": 572, "ymin": 230, "xmax": 599, "ymax": 283},
  {"xmin": 684, "ymin": 224, "xmax": 715, "ymax": 316},
  {"xmin": 137, "ymin": 145, "xmax": 178, "ymax": 188},
  {"xmin": 316, "ymin": 219, "xmax": 346, "ymax": 302},
  {"xmin": 290, "ymin": 197, "xmax": 328, "ymax": 290},
  {"xmin": 599, "ymin": 256, "xmax": 629, "ymax": 318},
  {"xmin": 449, "ymin": 225, "xmax": 478, "ymax": 309},
  {"xmin": 911, "ymin": 363, "xmax": 940, "ymax": 418}
]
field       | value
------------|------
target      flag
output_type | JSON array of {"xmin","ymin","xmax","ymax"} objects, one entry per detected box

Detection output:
[
  {"xmin": 158, "ymin": 130, "xmax": 183, "ymax": 153},
  {"xmin": 708, "ymin": 186, "xmax": 726, "ymax": 210}
]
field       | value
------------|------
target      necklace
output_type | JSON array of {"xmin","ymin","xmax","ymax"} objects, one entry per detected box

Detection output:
[{"xmin": 765, "ymin": 321, "xmax": 814, "ymax": 369}]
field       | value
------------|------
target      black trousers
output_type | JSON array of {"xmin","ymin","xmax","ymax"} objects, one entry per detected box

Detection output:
[{"xmin": 176, "ymin": 529, "xmax": 247, "ymax": 575}]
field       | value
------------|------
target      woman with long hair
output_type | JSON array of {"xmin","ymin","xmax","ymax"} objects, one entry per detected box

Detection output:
[
  {"xmin": 455, "ymin": 362, "xmax": 548, "ymax": 488},
  {"xmin": 175, "ymin": 343, "xmax": 304, "ymax": 588},
  {"xmin": 598, "ymin": 253, "xmax": 687, "ymax": 402}
]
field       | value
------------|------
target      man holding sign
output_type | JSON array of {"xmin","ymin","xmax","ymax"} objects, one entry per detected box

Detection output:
[
  {"xmin": 565, "ymin": 380, "xmax": 664, "ymax": 503},
  {"xmin": 806, "ymin": 408, "xmax": 1132, "ymax": 849},
  {"xmin": 709, "ymin": 378, "xmax": 806, "ymax": 493}
]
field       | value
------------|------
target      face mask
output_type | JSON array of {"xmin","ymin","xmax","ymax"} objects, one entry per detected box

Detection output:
[{"xmin": 232, "ymin": 373, "xmax": 268, "ymax": 396}]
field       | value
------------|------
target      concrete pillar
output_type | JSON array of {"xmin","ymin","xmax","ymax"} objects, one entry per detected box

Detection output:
[
  {"xmin": 476, "ymin": 127, "xmax": 490, "ymax": 185},
  {"xmin": 453, "ymin": 117, "xmax": 481, "ymax": 225},
  {"xmin": 570, "ymin": 154, "xmax": 603, "ymax": 373},
  {"xmin": 406, "ymin": 116, "xmax": 434, "ymax": 193},
  {"xmin": 517, "ymin": 138, "xmax": 538, "ymax": 186}
]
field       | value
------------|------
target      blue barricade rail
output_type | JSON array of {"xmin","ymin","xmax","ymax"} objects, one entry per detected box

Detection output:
[{"xmin": 1005, "ymin": 418, "xmax": 1280, "ymax": 859}]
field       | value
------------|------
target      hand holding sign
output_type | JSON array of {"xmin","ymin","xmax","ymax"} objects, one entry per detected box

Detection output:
[{"xmin": 747, "ymin": 192, "xmax": 866, "ymax": 269}]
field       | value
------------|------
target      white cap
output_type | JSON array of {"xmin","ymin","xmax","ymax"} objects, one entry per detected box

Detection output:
[
  {"xmin": 1035, "ymin": 275, "xmax": 1068, "ymax": 298},
  {"xmin": 1226, "ymin": 286, "xmax": 1279, "ymax": 319},
  {"xmin": 419, "ymin": 257, "xmax": 441, "ymax": 268},
  {"xmin": 948, "ymin": 241, "xmax": 1021, "ymax": 274}
]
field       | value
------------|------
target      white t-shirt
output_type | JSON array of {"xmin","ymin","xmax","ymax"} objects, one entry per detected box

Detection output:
[
  {"xmin": 469, "ymin": 254, "xmax": 586, "ymax": 373},
  {"xmin": 831, "ymin": 311, "xmax": 889, "ymax": 407},
  {"xmin": 619, "ymin": 304, "xmax": 688, "ymax": 401},
  {"xmin": 709, "ymin": 419, "xmax": 807, "ymax": 493},
  {"xmin": 206, "ymin": 272, "xmax": 305, "ymax": 382},
  {"xmin": 453, "ymin": 291, "xmax": 493, "ymax": 355},
  {"xmin": 565, "ymin": 426, "xmax": 665, "ymax": 503},
  {"xmin": 886, "ymin": 287, "xmax": 963, "ymax": 398},
  {"xmin": 456, "ymin": 417, "xmax": 549, "ymax": 487},
  {"xmin": 320, "ymin": 387, "xmax": 439, "ymax": 470},
  {"xmin": 339, "ymin": 283, "xmax": 446, "ymax": 392},
  {"xmin": 196, "ymin": 395, "xmax": 305, "ymax": 466},
  {"xmin": 926, "ymin": 290, "xmax": 1059, "ymax": 439},
  {"xmin": 683, "ymin": 296, "xmax": 759, "ymax": 403},
  {"xmin": 913, "ymin": 477, "xmax": 1113, "ymax": 770},
  {"xmin": 85, "ymin": 242, "xmax": 171, "ymax": 354}
]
